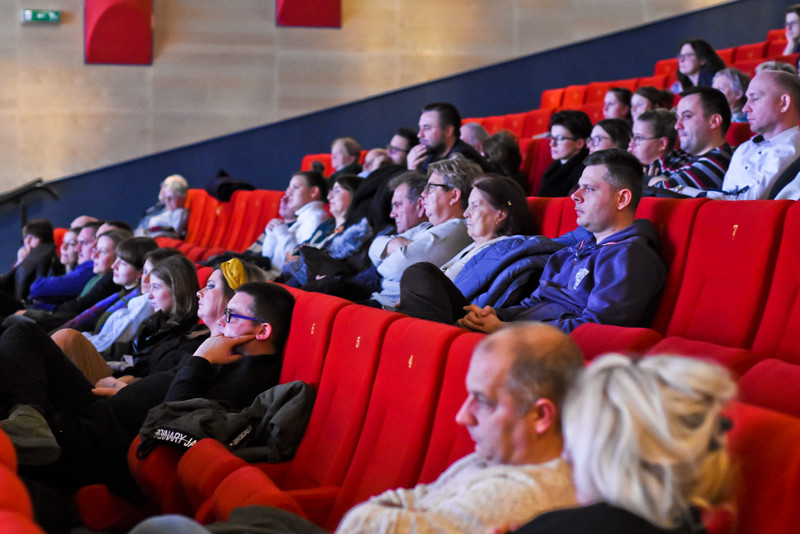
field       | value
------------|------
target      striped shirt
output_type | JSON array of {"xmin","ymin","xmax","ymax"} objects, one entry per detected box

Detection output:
[{"xmin": 655, "ymin": 143, "xmax": 733, "ymax": 190}]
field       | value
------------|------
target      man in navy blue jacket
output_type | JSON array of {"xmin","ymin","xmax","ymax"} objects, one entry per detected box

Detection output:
[{"xmin": 458, "ymin": 149, "xmax": 666, "ymax": 334}]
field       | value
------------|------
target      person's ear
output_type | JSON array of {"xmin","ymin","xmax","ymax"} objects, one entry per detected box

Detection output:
[
  {"xmin": 449, "ymin": 188, "xmax": 462, "ymax": 206},
  {"xmin": 708, "ymin": 112, "xmax": 722, "ymax": 130},
  {"xmin": 310, "ymin": 187, "xmax": 321, "ymax": 201},
  {"xmin": 444, "ymin": 124, "xmax": 455, "ymax": 139},
  {"xmin": 617, "ymin": 188, "xmax": 633, "ymax": 211},
  {"xmin": 255, "ymin": 322, "xmax": 272, "ymax": 341},
  {"xmin": 575, "ymin": 138, "xmax": 586, "ymax": 150},
  {"xmin": 531, "ymin": 398, "xmax": 558, "ymax": 434}
]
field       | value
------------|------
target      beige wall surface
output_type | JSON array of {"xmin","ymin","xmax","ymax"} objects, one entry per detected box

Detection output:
[{"xmin": 0, "ymin": 0, "xmax": 728, "ymax": 192}]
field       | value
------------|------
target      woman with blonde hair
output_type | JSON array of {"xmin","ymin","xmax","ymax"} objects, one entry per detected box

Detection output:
[{"xmin": 510, "ymin": 354, "xmax": 735, "ymax": 533}]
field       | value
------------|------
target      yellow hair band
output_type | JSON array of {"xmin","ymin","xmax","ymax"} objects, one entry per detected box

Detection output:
[{"xmin": 220, "ymin": 258, "xmax": 247, "ymax": 290}]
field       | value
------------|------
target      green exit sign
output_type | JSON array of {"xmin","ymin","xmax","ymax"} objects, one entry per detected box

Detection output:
[{"xmin": 21, "ymin": 9, "xmax": 61, "ymax": 24}]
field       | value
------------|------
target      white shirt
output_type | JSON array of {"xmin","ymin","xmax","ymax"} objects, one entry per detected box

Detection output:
[
  {"xmin": 261, "ymin": 201, "xmax": 330, "ymax": 269},
  {"xmin": 683, "ymin": 126, "xmax": 800, "ymax": 200}
]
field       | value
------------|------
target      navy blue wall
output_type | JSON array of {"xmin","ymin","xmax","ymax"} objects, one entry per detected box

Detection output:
[{"xmin": 0, "ymin": 0, "xmax": 787, "ymax": 265}]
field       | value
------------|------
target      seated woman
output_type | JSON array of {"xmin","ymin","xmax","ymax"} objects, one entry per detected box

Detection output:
[
  {"xmin": 538, "ymin": 110, "xmax": 592, "ymax": 197},
  {"xmin": 51, "ymin": 247, "xmax": 182, "ymax": 379},
  {"xmin": 398, "ymin": 174, "xmax": 566, "ymax": 324},
  {"xmin": 631, "ymin": 86, "xmax": 674, "ymax": 121},
  {"xmin": 134, "ymin": 174, "xmax": 190, "ymax": 239},
  {"xmin": 0, "ymin": 257, "xmax": 285, "ymax": 505},
  {"xmin": 510, "ymin": 354, "xmax": 735, "ymax": 533},
  {"xmin": 603, "ymin": 88, "xmax": 633, "ymax": 124},
  {"xmin": 671, "ymin": 38, "xmax": 726, "ymax": 93},
  {"xmin": 588, "ymin": 119, "xmax": 633, "ymax": 154},
  {"xmin": 282, "ymin": 175, "xmax": 372, "ymax": 287},
  {"xmin": 628, "ymin": 109, "xmax": 678, "ymax": 177},
  {"xmin": 7, "ymin": 228, "xmax": 134, "ymax": 332},
  {"xmin": 0, "ymin": 219, "xmax": 63, "ymax": 314},
  {"xmin": 482, "ymin": 130, "xmax": 528, "ymax": 192}
]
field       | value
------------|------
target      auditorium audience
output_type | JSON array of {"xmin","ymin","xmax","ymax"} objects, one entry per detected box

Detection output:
[
  {"xmin": 386, "ymin": 127, "xmax": 418, "ymax": 165},
  {"xmin": 628, "ymin": 109, "xmax": 678, "ymax": 176},
  {"xmin": 588, "ymin": 119, "xmax": 633, "ymax": 153},
  {"xmin": 603, "ymin": 87, "xmax": 632, "ymax": 123},
  {"xmin": 459, "ymin": 149, "xmax": 665, "ymax": 334},
  {"xmin": 537, "ymin": 110, "xmax": 592, "ymax": 197},
  {"xmin": 672, "ymin": 38, "xmax": 726, "ymax": 93},
  {"xmin": 58, "ymin": 227, "xmax": 80, "ymax": 273},
  {"xmin": 508, "ymin": 354, "xmax": 734, "ymax": 534},
  {"xmin": 134, "ymin": 174, "xmax": 190, "ymax": 239},
  {"xmin": 712, "ymin": 68, "xmax": 750, "ymax": 123},
  {"xmin": 357, "ymin": 148, "xmax": 392, "ymax": 178}
]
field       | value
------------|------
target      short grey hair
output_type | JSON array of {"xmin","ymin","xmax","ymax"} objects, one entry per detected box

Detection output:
[{"xmin": 427, "ymin": 153, "xmax": 482, "ymax": 209}]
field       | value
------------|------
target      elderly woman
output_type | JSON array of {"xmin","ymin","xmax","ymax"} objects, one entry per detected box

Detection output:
[
  {"xmin": 509, "ymin": 354, "xmax": 735, "ymax": 533},
  {"xmin": 135, "ymin": 174, "xmax": 190, "ymax": 239},
  {"xmin": 588, "ymin": 119, "xmax": 633, "ymax": 154},
  {"xmin": 628, "ymin": 109, "xmax": 678, "ymax": 177},
  {"xmin": 397, "ymin": 174, "xmax": 564, "ymax": 324},
  {"xmin": 712, "ymin": 68, "xmax": 750, "ymax": 123}
]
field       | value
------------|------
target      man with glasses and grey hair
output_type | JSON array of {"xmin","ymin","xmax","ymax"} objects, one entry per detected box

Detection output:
[{"xmin": 367, "ymin": 154, "xmax": 478, "ymax": 307}]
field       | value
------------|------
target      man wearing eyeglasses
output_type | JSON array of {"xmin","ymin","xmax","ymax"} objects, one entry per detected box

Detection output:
[
  {"xmin": 537, "ymin": 110, "xmax": 592, "ymax": 197},
  {"xmin": 648, "ymin": 86, "xmax": 732, "ymax": 194},
  {"xmin": 368, "ymin": 154, "xmax": 478, "ymax": 307}
]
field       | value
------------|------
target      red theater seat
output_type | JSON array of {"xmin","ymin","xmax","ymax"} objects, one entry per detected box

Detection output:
[
  {"xmin": 570, "ymin": 324, "xmax": 662, "ymax": 361},
  {"xmin": 499, "ymin": 112, "xmax": 529, "ymax": 137},
  {"xmin": 526, "ymin": 138, "xmax": 554, "ymax": 196},
  {"xmin": 738, "ymin": 359, "xmax": 800, "ymax": 418},
  {"xmin": 585, "ymin": 82, "xmax": 611, "ymax": 104},
  {"xmin": 0, "ymin": 428, "xmax": 15, "ymax": 471},
  {"xmin": 520, "ymin": 108, "xmax": 553, "ymax": 138},
  {"xmin": 561, "ymin": 85, "xmax": 587, "ymax": 109},
  {"xmin": 653, "ymin": 58, "xmax": 678, "ymax": 87},
  {"xmin": 716, "ymin": 47, "xmax": 735, "ymax": 65},
  {"xmin": 725, "ymin": 122, "xmax": 753, "ymax": 148},
  {"xmin": 636, "ymin": 74, "xmax": 668, "ymax": 89},
  {"xmin": 0, "ymin": 464, "xmax": 33, "ymax": 518},
  {"xmin": 0, "ymin": 511, "xmax": 45, "ymax": 534},
  {"xmin": 526, "ymin": 196, "xmax": 566, "ymax": 238},
  {"xmin": 579, "ymin": 101, "xmax": 603, "ymax": 124},
  {"xmin": 733, "ymin": 42, "xmax": 768, "ymax": 62},
  {"xmin": 540, "ymin": 88, "xmax": 565, "ymax": 109},
  {"xmin": 300, "ymin": 154, "xmax": 334, "ymax": 176}
]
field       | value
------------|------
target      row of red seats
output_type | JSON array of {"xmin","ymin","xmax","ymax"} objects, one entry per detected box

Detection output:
[
  {"xmin": 71, "ymin": 196, "xmax": 800, "ymax": 532},
  {"xmin": 0, "ymin": 428, "xmax": 46, "ymax": 533},
  {"xmin": 155, "ymin": 188, "xmax": 284, "ymax": 261}
]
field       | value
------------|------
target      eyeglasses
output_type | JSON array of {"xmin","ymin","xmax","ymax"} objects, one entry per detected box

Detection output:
[
  {"xmin": 424, "ymin": 182, "xmax": 452, "ymax": 194},
  {"xmin": 223, "ymin": 308, "xmax": 262, "ymax": 323},
  {"xmin": 386, "ymin": 144, "xmax": 408, "ymax": 154},
  {"xmin": 630, "ymin": 135, "xmax": 660, "ymax": 144},
  {"xmin": 587, "ymin": 135, "xmax": 610, "ymax": 146},
  {"xmin": 546, "ymin": 134, "xmax": 579, "ymax": 144},
  {"xmin": 677, "ymin": 52, "xmax": 696, "ymax": 60}
]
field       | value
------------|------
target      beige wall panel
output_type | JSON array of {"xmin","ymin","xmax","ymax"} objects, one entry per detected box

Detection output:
[{"xmin": 0, "ymin": 0, "xmax": 731, "ymax": 192}]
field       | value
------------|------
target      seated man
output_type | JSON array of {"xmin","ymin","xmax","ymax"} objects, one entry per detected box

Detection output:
[
  {"xmin": 460, "ymin": 149, "xmax": 666, "ymax": 334},
  {"xmin": 681, "ymin": 70, "xmax": 800, "ymax": 199},
  {"xmin": 537, "ymin": 110, "xmax": 592, "ymax": 197},
  {"xmin": 245, "ymin": 171, "xmax": 330, "ymax": 272},
  {"xmin": 461, "ymin": 121, "xmax": 490, "ymax": 153},
  {"xmin": 129, "ymin": 322, "xmax": 582, "ymax": 534},
  {"xmin": 648, "ymin": 86, "xmax": 733, "ymax": 193},
  {"xmin": 369, "ymin": 154, "xmax": 477, "ymax": 307},
  {"xmin": 407, "ymin": 102, "xmax": 493, "ymax": 173}
]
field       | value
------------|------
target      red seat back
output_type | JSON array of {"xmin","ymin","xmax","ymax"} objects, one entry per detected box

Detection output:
[
  {"xmin": 500, "ymin": 112, "xmax": 529, "ymax": 137},
  {"xmin": 733, "ymin": 41, "xmax": 767, "ymax": 62},
  {"xmin": 300, "ymin": 153, "xmax": 334, "ymax": 176},
  {"xmin": 561, "ymin": 85, "xmax": 587, "ymax": 109},
  {"xmin": 183, "ymin": 189, "xmax": 221, "ymax": 246},
  {"xmin": 653, "ymin": 58, "xmax": 678, "ymax": 87},
  {"xmin": 526, "ymin": 196, "xmax": 566, "ymax": 238},
  {"xmin": 585, "ymin": 82, "xmax": 611, "ymax": 104},
  {"xmin": 527, "ymin": 138, "xmax": 554, "ymax": 196},
  {"xmin": 324, "ymin": 318, "xmax": 463, "ymax": 530},
  {"xmin": 665, "ymin": 200, "xmax": 790, "ymax": 348},
  {"xmin": 521, "ymin": 108, "xmax": 553, "ymax": 137},
  {"xmin": 226, "ymin": 189, "xmax": 284, "ymax": 252},
  {"xmin": 579, "ymin": 101, "xmax": 603, "ymax": 124},
  {"xmin": 725, "ymin": 122, "xmax": 753, "ymax": 149},
  {"xmin": 634, "ymin": 197, "xmax": 709, "ymax": 334},
  {"xmin": 636, "ymin": 74, "xmax": 667, "ymax": 89},
  {"xmin": 738, "ymin": 359, "xmax": 800, "ymax": 418},
  {"xmin": 540, "ymin": 88, "xmax": 564, "ymax": 109}
]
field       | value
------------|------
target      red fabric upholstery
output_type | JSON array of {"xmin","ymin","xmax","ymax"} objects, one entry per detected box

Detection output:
[
  {"xmin": 0, "ymin": 427, "xmax": 16, "ymax": 471},
  {"xmin": 664, "ymin": 200, "xmax": 790, "ymax": 349},
  {"xmin": 733, "ymin": 41, "xmax": 767, "ymax": 62},
  {"xmin": 128, "ymin": 434, "xmax": 192, "ymax": 514},
  {"xmin": 766, "ymin": 28, "xmax": 786, "ymax": 41},
  {"xmin": 73, "ymin": 483, "xmax": 160, "ymax": 532},
  {"xmin": 521, "ymin": 108, "xmax": 553, "ymax": 137},
  {"xmin": 499, "ymin": 111, "xmax": 529, "ymax": 137},
  {"xmin": 569, "ymin": 323, "xmax": 662, "ymax": 361},
  {"xmin": 178, "ymin": 438, "xmax": 250, "ymax": 511},
  {"xmin": 725, "ymin": 121, "xmax": 753, "ymax": 148},
  {"xmin": 280, "ymin": 292, "xmax": 352, "ymax": 387},
  {"xmin": 731, "ymin": 58, "xmax": 760, "ymax": 77},
  {"xmin": 526, "ymin": 138, "xmax": 554, "ymax": 196},
  {"xmin": 417, "ymin": 332, "xmax": 484, "ymax": 484},
  {"xmin": 540, "ymin": 88, "xmax": 564, "ymax": 109},
  {"xmin": 750, "ymin": 204, "xmax": 800, "ymax": 363},
  {"xmin": 526, "ymin": 196, "xmax": 564, "ymax": 238},
  {"xmin": 321, "ymin": 318, "xmax": 463, "ymax": 530},
  {"xmin": 645, "ymin": 336, "xmax": 757, "ymax": 378},
  {"xmin": 609, "ymin": 78, "xmax": 638, "ymax": 92},
  {"xmin": 0, "ymin": 511, "xmax": 45, "ymax": 534},
  {"xmin": 738, "ymin": 359, "xmax": 800, "ymax": 418},
  {"xmin": 557, "ymin": 195, "xmax": 578, "ymax": 235},
  {"xmin": 0, "ymin": 464, "xmax": 33, "ymax": 518},
  {"xmin": 585, "ymin": 82, "xmax": 611, "ymax": 104},
  {"xmin": 579, "ymin": 101, "xmax": 603, "ymax": 124},
  {"xmin": 300, "ymin": 154, "xmax": 334, "ymax": 176},
  {"xmin": 183, "ymin": 189, "xmax": 222, "ymax": 248},
  {"xmin": 716, "ymin": 47, "xmax": 735, "ymax": 65},
  {"xmin": 636, "ymin": 74, "xmax": 667, "ymax": 89},
  {"xmin": 653, "ymin": 58, "xmax": 678, "ymax": 86},
  {"xmin": 481, "ymin": 116, "xmax": 505, "ymax": 135},
  {"xmin": 634, "ymin": 197, "xmax": 709, "ymax": 334},
  {"xmin": 561, "ymin": 85, "xmax": 587, "ymax": 109},
  {"xmin": 725, "ymin": 402, "xmax": 800, "ymax": 533},
  {"xmin": 766, "ymin": 38, "xmax": 788, "ymax": 57},
  {"xmin": 519, "ymin": 139, "xmax": 537, "ymax": 194}
]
